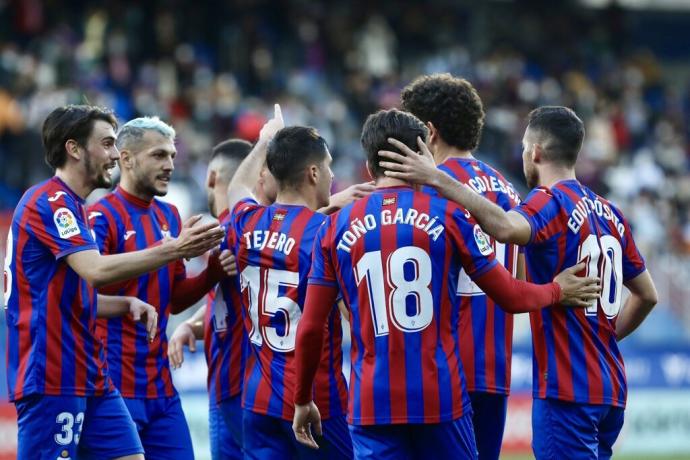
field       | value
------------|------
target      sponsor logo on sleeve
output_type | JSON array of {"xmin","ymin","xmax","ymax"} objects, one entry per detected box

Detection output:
[
  {"xmin": 53, "ymin": 207, "xmax": 81, "ymax": 239},
  {"xmin": 473, "ymin": 224, "xmax": 493, "ymax": 256}
]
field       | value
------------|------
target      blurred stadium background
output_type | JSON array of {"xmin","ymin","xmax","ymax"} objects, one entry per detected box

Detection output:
[{"xmin": 1, "ymin": 0, "xmax": 690, "ymax": 458}]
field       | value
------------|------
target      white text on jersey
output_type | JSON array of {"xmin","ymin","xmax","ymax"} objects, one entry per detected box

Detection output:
[
  {"xmin": 243, "ymin": 230, "xmax": 296, "ymax": 255},
  {"xmin": 567, "ymin": 196, "xmax": 625, "ymax": 237},
  {"xmin": 337, "ymin": 208, "xmax": 445, "ymax": 253},
  {"xmin": 467, "ymin": 176, "xmax": 520, "ymax": 204}
]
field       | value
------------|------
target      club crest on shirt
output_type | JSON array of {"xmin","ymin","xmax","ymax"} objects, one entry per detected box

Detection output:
[
  {"xmin": 53, "ymin": 207, "xmax": 81, "ymax": 239},
  {"xmin": 473, "ymin": 224, "xmax": 493, "ymax": 256},
  {"xmin": 161, "ymin": 224, "xmax": 171, "ymax": 238}
]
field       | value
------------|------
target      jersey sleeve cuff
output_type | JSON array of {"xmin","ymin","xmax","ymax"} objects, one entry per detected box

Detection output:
[
  {"xmin": 623, "ymin": 264, "xmax": 646, "ymax": 283},
  {"xmin": 56, "ymin": 243, "xmax": 99, "ymax": 260},
  {"xmin": 307, "ymin": 277, "xmax": 338, "ymax": 288},
  {"xmin": 512, "ymin": 207, "xmax": 536, "ymax": 245},
  {"xmin": 468, "ymin": 258, "xmax": 498, "ymax": 281}
]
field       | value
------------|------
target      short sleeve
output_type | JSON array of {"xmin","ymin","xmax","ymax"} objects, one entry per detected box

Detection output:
[
  {"xmin": 87, "ymin": 204, "xmax": 117, "ymax": 255},
  {"xmin": 512, "ymin": 188, "xmax": 562, "ymax": 244},
  {"xmin": 230, "ymin": 198, "xmax": 260, "ymax": 248},
  {"xmin": 619, "ymin": 215, "xmax": 646, "ymax": 281},
  {"xmin": 222, "ymin": 221, "xmax": 235, "ymax": 252},
  {"xmin": 448, "ymin": 208, "xmax": 498, "ymax": 280},
  {"xmin": 29, "ymin": 191, "xmax": 98, "ymax": 259},
  {"xmin": 307, "ymin": 218, "xmax": 338, "ymax": 287}
]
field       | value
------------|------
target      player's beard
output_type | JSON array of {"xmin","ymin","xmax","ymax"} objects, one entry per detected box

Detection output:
[
  {"xmin": 525, "ymin": 162, "xmax": 540, "ymax": 189},
  {"xmin": 207, "ymin": 190, "xmax": 217, "ymax": 218},
  {"xmin": 134, "ymin": 169, "xmax": 169, "ymax": 198},
  {"xmin": 85, "ymin": 150, "xmax": 113, "ymax": 189}
]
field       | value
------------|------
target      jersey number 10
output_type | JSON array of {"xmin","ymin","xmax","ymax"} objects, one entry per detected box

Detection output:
[{"xmin": 578, "ymin": 234, "xmax": 623, "ymax": 319}]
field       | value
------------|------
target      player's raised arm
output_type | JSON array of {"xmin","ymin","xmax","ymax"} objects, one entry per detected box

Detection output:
[
  {"xmin": 380, "ymin": 137, "xmax": 532, "ymax": 244},
  {"xmin": 66, "ymin": 214, "xmax": 224, "ymax": 288},
  {"xmin": 227, "ymin": 103, "xmax": 284, "ymax": 211}
]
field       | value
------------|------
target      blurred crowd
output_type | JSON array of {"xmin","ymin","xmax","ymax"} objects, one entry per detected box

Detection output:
[{"xmin": 1, "ymin": 0, "xmax": 689, "ymax": 340}]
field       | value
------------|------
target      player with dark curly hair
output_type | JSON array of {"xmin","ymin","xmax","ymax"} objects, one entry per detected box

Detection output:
[
  {"xmin": 401, "ymin": 74, "xmax": 523, "ymax": 460},
  {"xmin": 401, "ymin": 73, "xmax": 485, "ymax": 152}
]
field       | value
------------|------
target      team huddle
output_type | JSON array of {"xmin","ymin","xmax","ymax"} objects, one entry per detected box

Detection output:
[{"xmin": 3, "ymin": 74, "xmax": 658, "ymax": 460}]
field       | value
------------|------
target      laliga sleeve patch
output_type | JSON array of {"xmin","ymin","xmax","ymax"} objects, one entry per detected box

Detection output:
[
  {"xmin": 53, "ymin": 207, "xmax": 81, "ymax": 239},
  {"xmin": 473, "ymin": 224, "xmax": 493, "ymax": 256}
]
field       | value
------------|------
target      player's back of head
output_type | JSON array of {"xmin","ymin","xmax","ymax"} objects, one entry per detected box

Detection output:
[
  {"xmin": 401, "ymin": 73, "xmax": 484, "ymax": 151},
  {"xmin": 526, "ymin": 106, "xmax": 585, "ymax": 167},
  {"xmin": 360, "ymin": 108, "xmax": 428, "ymax": 179},
  {"xmin": 210, "ymin": 139, "xmax": 253, "ymax": 183},
  {"xmin": 266, "ymin": 126, "xmax": 329, "ymax": 191},
  {"xmin": 42, "ymin": 105, "xmax": 117, "ymax": 170}
]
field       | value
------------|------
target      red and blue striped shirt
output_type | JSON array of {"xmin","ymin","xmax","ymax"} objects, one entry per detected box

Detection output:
[
  {"xmin": 309, "ymin": 186, "xmax": 498, "ymax": 425},
  {"xmin": 230, "ymin": 199, "xmax": 347, "ymax": 421},
  {"xmin": 88, "ymin": 186, "xmax": 185, "ymax": 399},
  {"xmin": 204, "ymin": 208, "xmax": 248, "ymax": 404},
  {"xmin": 426, "ymin": 157, "xmax": 520, "ymax": 395},
  {"xmin": 4, "ymin": 177, "xmax": 113, "ymax": 401},
  {"xmin": 513, "ymin": 179, "xmax": 646, "ymax": 407}
]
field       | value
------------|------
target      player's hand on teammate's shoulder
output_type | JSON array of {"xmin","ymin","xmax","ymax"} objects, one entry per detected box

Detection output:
[
  {"xmin": 554, "ymin": 262, "xmax": 602, "ymax": 308},
  {"xmin": 127, "ymin": 297, "xmax": 158, "ymax": 342},
  {"xmin": 164, "ymin": 214, "xmax": 225, "ymax": 259},
  {"xmin": 168, "ymin": 322, "xmax": 197, "ymax": 369},
  {"xmin": 328, "ymin": 181, "xmax": 376, "ymax": 211},
  {"xmin": 292, "ymin": 401, "xmax": 323, "ymax": 450},
  {"xmin": 378, "ymin": 136, "xmax": 440, "ymax": 186}
]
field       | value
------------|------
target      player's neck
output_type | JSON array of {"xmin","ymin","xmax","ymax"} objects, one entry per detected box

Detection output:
[
  {"xmin": 275, "ymin": 189, "xmax": 317, "ymax": 210},
  {"xmin": 375, "ymin": 177, "xmax": 413, "ymax": 189},
  {"xmin": 539, "ymin": 165, "xmax": 577, "ymax": 188},
  {"xmin": 119, "ymin": 177, "xmax": 154, "ymax": 203},
  {"xmin": 55, "ymin": 168, "xmax": 93, "ymax": 199},
  {"xmin": 432, "ymin": 142, "xmax": 473, "ymax": 165}
]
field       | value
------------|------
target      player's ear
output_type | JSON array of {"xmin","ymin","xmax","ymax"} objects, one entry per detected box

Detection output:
[
  {"xmin": 119, "ymin": 149, "xmax": 134, "ymax": 170},
  {"xmin": 308, "ymin": 164, "xmax": 319, "ymax": 185},
  {"xmin": 427, "ymin": 121, "xmax": 438, "ymax": 144},
  {"xmin": 65, "ymin": 139, "xmax": 81, "ymax": 161},
  {"xmin": 207, "ymin": 170, "xmax": 216, "ymax": 189},
  {"xmin": 532, "ymin": 143, "xmax": 542, "ymax": 164}
]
